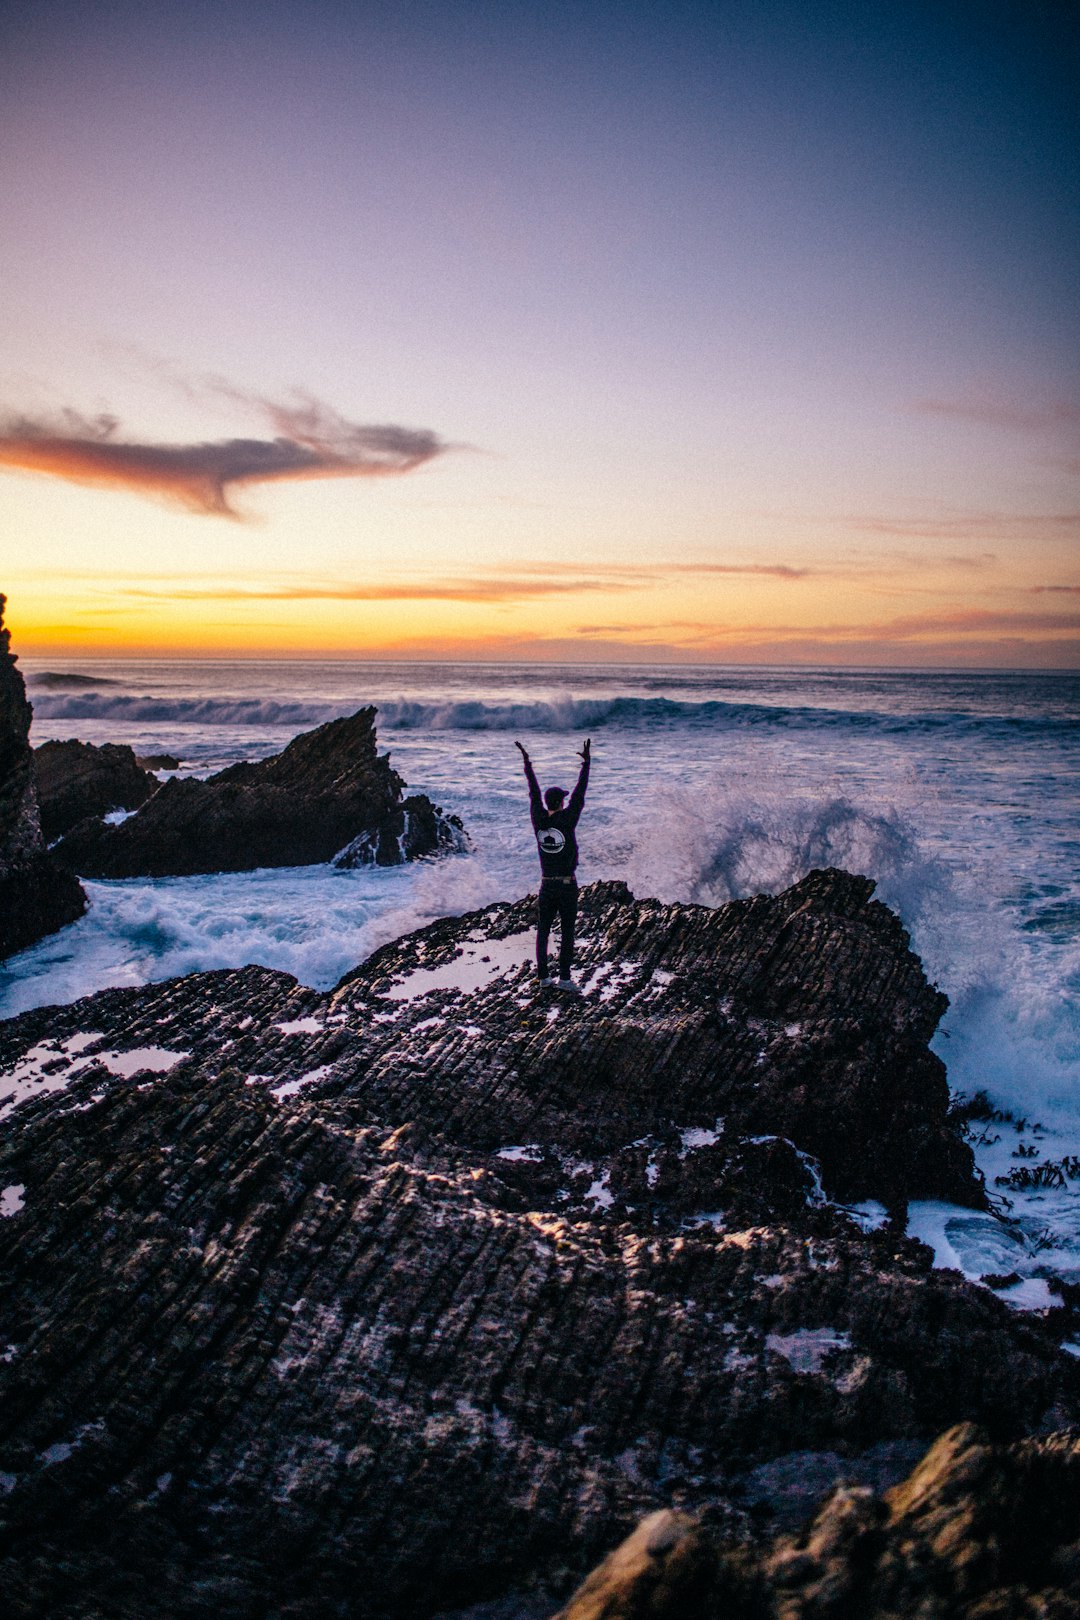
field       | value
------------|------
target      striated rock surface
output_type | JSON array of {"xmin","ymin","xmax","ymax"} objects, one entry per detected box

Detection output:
[
  {"xmin": 0, "ymin": 870, "xmax": 1077, "ymax": 1618},
  {"xmin": 52, "ymin": 705, "xmax": 467, "ymax": 876},
  {"xmin": 33, "ymin": 738, "xmax": 159, "ymax": 842},
  {"xmin": 557, "ymin": 1423, "xmax": 1080, "ymax": 1618},
  {"xmin": 0, "ymin": 596, "xmax": 86, "ymax": 961}
]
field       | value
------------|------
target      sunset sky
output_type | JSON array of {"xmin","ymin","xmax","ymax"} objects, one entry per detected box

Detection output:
[{"xmin": 1, "ymin": 0, "xmax": 1077, "ymax": 666}]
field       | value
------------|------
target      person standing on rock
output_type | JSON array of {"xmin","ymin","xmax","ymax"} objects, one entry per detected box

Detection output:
[{"xmin": 514, "ymin": 737, "xmax": 591, "ymax": 991}]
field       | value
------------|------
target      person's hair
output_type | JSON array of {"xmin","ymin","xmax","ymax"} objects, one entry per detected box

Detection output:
[{"xmin": 544, "ymin": 786, "xmax": 566, "ymax": 809}]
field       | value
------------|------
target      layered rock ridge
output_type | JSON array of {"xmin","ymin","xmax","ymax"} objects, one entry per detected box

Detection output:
[
  {"xmin": 0, "ymin": 595, "xmax": 86, "ymax": 961},
  {"xmin": 52, "ymin": 706, "xmax": 466, "ymax": 876},
  {"xmin": 0, "ymin": 870, "xmax": 1076, "ymax": 1618}
]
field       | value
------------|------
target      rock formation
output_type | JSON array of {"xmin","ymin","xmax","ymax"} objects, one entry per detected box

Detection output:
[
  {"xmin": 0, "ymin": 595, "xmax": 86, "ymax": 961},
  {"xmin": 52, "ymin": 706, "xmax": 467, "ymax": 876},
  {"xmin": 33, "ymin": 739, "xmax": 159, "ymax": 842},
  {"xmin": 134, "ymin": 752, "xmax": 181, "ymax": 770},
  {"xmin": 557, "ymin": 1424, "xmax": 1080, "ymax": 1618},
  {"xmin": 0, "ymin": 870, "xmax": 1076, "ymax": 1618}
]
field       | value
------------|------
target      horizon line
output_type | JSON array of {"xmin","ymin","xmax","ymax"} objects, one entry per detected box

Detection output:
[{"xmin": 15, "ymin": 651, "xmax": 1080, "ymax": 675}]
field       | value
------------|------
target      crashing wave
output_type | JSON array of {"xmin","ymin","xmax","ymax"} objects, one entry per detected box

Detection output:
[{"xmin": 29, "ymin": 689, "xmax": 1073, "ymax": 739}]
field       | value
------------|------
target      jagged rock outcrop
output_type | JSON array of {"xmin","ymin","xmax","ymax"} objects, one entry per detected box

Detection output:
[
  {"xmin": 51, "ymin": 706, "xmax": 467, "ymax": 876},
  {"xmin": 0, "ymin": 596, "xmax": 86, "ymax": 961},
  {"xmin": 33, "ymin": 739, "xmax": 159, "ymax": 842},
  {"xmin": 557, "ymin": 1423, "xmax": 1080, "ymax": 1618},
  {"xmin": 0, "ymin": 871, "xmax": 1076, "ymax": 1618},
  {"xmin": 135, "ymin": 752, "xmax": 181, "ymax": 770}
]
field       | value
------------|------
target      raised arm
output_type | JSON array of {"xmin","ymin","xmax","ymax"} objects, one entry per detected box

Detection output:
[
  {"xmin": 515, "ymin": 740, "xmax": 544, "ymax": 827},
  {"xmin": 567, "ymin": 737, "xmax": 591, "ymax": 822}
]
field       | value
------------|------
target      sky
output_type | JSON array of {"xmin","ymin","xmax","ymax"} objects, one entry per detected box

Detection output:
[{"xmin": 1, "ymin": 0, "xmax": 1077, "ymax": 666}]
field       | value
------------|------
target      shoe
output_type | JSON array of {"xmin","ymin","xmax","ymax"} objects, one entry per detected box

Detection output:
[
  {"xmin": 539, "ymin": 976, "xmax": 557, "ymax": 988},
  {"xmin": 557, "ymin": 978, "xmax": 581, "ymax": 993}
]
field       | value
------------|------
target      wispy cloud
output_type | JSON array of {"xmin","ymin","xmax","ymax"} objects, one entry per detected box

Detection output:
[
  {"xmin": 937, "ymin": 553, "xmax": 998, "ymax": 569},
  {"xmin": 407, "ymin": 560, "xmax": 815, "ymax": 583},
  {"xmin": 0, "ymin": 393, "xmax": 449, "ymax": 516},
  {"xmin": 845, "ymin": 512, "xmax": 1079, "ymax": 542},
  {"xmin": 117, "ymin": 575, "xmax": 638, "ymax": 604},
  {"xmin": 911, "ymin": 393, "xmax": 1080, "ymax": 434},
  {"xmin": 849, "ymin": 607, "xmax": 1080, "ymax": 638},
  {"xmin": 577, "ymin": 607, "xmax": 1080, "ymax": 645},
  {"xmin": 100, "ymin": 559, "xmax": 819, "ymax": 603},
  {"xmin": 667, "ymin": 562, "xmax": 811, "ymax": 579},
  {"xmin": 576, "ymin": 620, "xmax": 736, "ymax": 637}
]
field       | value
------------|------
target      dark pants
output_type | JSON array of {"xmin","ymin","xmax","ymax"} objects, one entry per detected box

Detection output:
[{"xmin": 537, "ymin": 879, "xmax": 578, "ymax": 980}]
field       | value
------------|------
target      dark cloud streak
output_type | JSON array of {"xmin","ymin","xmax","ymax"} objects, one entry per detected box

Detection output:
[
  {"xmin": 911, "ymin": 392, "xmax": 1080, "ymax": 434},
  {"xmin": 0, "ymin": 395, "xmax": 449, "ymax": 516},
  {"xmin": 668, "ymin": 562, "xmax": 810, "ymax": 579}
]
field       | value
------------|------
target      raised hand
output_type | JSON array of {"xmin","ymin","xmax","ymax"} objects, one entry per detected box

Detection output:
[
  {"xmin": 578, "ymin": 737, "xmax": 591, "ymax": 761},
  {"xmin": 514, "ymin": 740, "xmax": 530, "ymax": 761}
]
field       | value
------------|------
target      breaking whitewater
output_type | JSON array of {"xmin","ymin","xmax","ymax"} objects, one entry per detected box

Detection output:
[{"xmin": 4, "ymin": 658, "xmax": 1079, "ymax": 1300}]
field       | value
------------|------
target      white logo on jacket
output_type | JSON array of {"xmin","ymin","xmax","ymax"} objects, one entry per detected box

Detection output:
[{"xmin": 537, "ymin": 827, "xmax": 566, "ymax": 854}]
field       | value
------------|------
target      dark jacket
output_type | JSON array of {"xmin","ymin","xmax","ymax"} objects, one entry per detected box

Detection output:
[{"xmin": 523, "ymin": 754, "xmax": 590, "ymax": 879}]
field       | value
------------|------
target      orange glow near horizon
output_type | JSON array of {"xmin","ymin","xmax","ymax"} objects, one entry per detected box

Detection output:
[
  {"xmin": 7, "ymin": 573, "xmax": 1078, "ymax": 669},
  {"xmin": 2, "ymin": 400, "xmax": 1076, "ymax": 671},
  {"xmin": 2, "ymin": 395, "xmax": 1076, "ymax": 672}
]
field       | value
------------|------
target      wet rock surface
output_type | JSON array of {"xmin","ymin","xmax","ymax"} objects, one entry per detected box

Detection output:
[
  {"xmin": 0, "ymin": 869, "xmax": 1076, "ymax": 1618},
  {"xmin": 33, "ymin": 738, "xmax": 159, "ymax": 842},
  {"xmin": 52, "ymin": 705, "xmax": 466, "ymax": 876},
  {"xmin": 0, "ymin": 595, "xmax": 86, "ymax": 961}
]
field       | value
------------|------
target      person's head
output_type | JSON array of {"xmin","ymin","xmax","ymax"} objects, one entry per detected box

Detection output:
[{"xmin": 544, "ymin": 786, "xmax": 566, "ymax": 811}]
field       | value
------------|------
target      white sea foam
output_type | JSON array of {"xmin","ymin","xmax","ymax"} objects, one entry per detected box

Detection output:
[
  {"xmin": 905, "ymin": 1202, "xmax": 1068, "ymax": 1310},
  {"xmin": 620, "ymin": 770, "xmax": 1078, "ymax": 1203},
  {"xmin": 621, "ymin": 774, "xmax": 945, "ymax": 913}
]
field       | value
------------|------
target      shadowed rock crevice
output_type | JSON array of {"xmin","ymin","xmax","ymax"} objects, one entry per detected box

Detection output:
[{"xmin": 0, "ymin": 870, "xmax": 1076, "ymax": 1618}]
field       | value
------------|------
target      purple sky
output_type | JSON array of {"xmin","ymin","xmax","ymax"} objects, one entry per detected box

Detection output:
[{"xmin": 1, "ymin": 0, "xmax": 1077, "ymax": 663}]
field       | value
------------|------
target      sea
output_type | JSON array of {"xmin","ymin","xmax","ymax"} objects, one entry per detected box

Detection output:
[{"xmin": 4, "ymin": 659, "xmax": 1079, "ymax": 1300}]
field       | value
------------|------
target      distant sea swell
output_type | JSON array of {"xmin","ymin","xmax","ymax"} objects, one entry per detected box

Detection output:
[
  {"xmin": 27, "ymin": 687, "xmax": 1074, "ymax": 740},
  {"xmin": 26, "ymin": 671, "xmax": 123, "ymax": 689}
]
